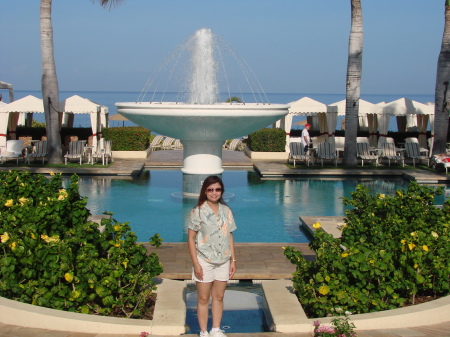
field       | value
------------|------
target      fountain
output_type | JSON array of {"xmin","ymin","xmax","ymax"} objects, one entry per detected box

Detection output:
[{"xmin": 116, "ymin": 28, "xmax": 289, "ymax": 195}]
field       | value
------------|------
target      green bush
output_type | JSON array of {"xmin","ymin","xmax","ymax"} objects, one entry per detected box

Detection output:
[
  {"xmin": 284, "ymin": 182, "xmax": 450, "ymax": 318},
  {"xmin": 0, "ymin": 170, "xmax": 163, "ymax": 318},
  {"xmin": 102, "ymin": 127, "xmax": 150, "ymax": 151},
  {"xmin": 247, "ymin": 128, "xmax": 285, "ymax": 152}
]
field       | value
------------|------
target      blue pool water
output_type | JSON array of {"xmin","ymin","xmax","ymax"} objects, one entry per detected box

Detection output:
[{"xmin": 73, "ymin": 170, "xmax": 445, "ymax": 243}]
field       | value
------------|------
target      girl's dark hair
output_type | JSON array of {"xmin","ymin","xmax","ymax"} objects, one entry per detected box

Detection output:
[{"xmin": 196, "ymin": 175, "xmax": 225, "ymax": 208}]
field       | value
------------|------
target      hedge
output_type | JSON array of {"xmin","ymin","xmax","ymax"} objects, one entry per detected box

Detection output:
[{"xmin": 247, "ymin": 128, "xmax": 286, "ymax": 152}]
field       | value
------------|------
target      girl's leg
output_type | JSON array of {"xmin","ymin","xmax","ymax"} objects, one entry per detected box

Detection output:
[
  {"xmin": 210, "ymin": 280, "xmax": 227, "ymax": 330},
  {"xmin": 196, "ymin": 281, "xmax": 213, "ymax": 332}
]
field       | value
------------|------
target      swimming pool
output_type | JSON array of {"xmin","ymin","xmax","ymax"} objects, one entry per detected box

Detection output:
[{"xmin": 73, "ymin": 170, "xmax": 444, "ymax": 243}]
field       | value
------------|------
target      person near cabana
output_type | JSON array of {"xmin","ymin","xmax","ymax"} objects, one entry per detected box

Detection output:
[{"xmin": 301, "ymin": 123, "xmax": 311, "ymax": 154}]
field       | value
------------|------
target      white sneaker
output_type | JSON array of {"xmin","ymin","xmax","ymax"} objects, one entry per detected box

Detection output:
[
  {"xmin": 199, "ymin": 331, "xmax": 209, "ymax": 337},
  {"xmin": 209, "ymin": 329, "xmax": 227, "ymax": 337}
]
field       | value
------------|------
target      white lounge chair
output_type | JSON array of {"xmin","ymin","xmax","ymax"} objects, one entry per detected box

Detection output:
[
  {"xmin": 405, "ymin": 142, "xmax": 429, "ymax": 167},
  {"xmin": 357, "ymin": 142, "xmax": 379, "ymax": 166},
  {"xmin": 289, "ymin": 142, "xmax": 312, "ymax": 167},
  {"xmin": 227, "ymin": 139, "xmax": 243, "ymax": 151},
  {"xmin": 161, "ymin": 137, "xmax": 175, "ymax": 150},
  {"xmin": 0, "ymin": 140, "xmax": 24, "ymax": 164},
  {"xmin": 150, "ymin": 135, "xmax": 165, "ymax": 151},
  {"xmin": 381, "ymin": 143, "xmax": 404, "ymax": 167},
  {"xmin": 317, "ymin": 142, "xmax": 337, "ymax": 167},
  {"xmin": 64, "ymin": 141, "xmax": 85, "ymax": 165},
  {"xmin": 26, "ymin": 140, "xmax": 48, "ymax": 164},
  {"xmin": 92, "ymin": 139, "xmax": 113, "ymax": 165}
]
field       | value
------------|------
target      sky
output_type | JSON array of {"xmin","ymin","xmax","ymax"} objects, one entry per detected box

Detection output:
[{"xmin": 0, "ymin": 0, "xmax": 445, "ymax": 95}]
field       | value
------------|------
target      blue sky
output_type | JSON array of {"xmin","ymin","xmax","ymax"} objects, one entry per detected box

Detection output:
[{"xmin": 1, "ymin": 0, "xmax": 444, "ymax": 95}]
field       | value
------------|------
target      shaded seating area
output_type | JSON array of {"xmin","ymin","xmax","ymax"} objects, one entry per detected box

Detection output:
[
  {"xmin": 357, "ymin": 142, "xmax": 379, "ymax": 166},
  {"xmin": 405, "ymin": 142, "xmax": 429, "ymax": 167},
  {"xmin": 26, "ymin": 140, "xmax": 48, "ymax": 164},
  {"xmin": 0, "ymin": 140, "xmax": 24, "ymax": 164},
  {"xmin": 289, "ymin": 142, "xmax": 312, "ymax": 167},
  {"xmin": 317, "ymin": 142, "xmax": 337, "ymax": 167},
  {"xmin": 380, "ymin": 143, "xmax": 404, "ymax": 167}
]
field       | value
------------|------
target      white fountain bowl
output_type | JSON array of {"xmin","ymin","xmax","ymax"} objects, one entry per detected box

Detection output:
[{"xmin": 115, "ymin": 102, "xmax": 289, "ymax": 141}]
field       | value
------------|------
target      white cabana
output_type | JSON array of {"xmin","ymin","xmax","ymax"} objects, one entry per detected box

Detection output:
[
  {"xmin": 379, "ymin": 98, "xmax": 434, "ymax": 148},
  {"xmin": 0, "ymin": 95, "xmax": 44, "ymax": 147},
  {"xmin": 327, "ymin": 99, "xmax": 376, "ymax": 130},
  {"xmin": 60, "ymin": 95, "xmax": 109, "ymax": 150},
  {"xmin": 282, "ymin": 97, "xmax": 329, "ymax": 151}
]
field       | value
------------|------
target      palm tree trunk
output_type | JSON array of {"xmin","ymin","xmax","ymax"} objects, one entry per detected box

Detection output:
[
  {"xmin": 40, "ymin": 0, "xmax": 62, "ymax": 164},
  {"xmin": 343, "ymin": 0, "xmax": 363, "ymax": 166},
  {"xmin": 433, "ymin": 0, "xmax": 450, "ymax": 156}
]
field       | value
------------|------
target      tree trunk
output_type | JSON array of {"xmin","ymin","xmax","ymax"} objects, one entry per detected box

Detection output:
[
  {"xmin": 40, "ymin": 0, "xmax": 62, "ymax": 164},
  {"xmin": 433, "ymin": 0, "xmax": 450, "ymax": 156},
  {"xmin": 343, "ymin": 0, "xmax": 363, "ymax": 166}
]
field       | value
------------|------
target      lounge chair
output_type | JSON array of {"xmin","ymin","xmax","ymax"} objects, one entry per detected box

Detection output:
[
  {"xmin": 405, "ymin": 137, "xmax": 429, "ymax": 156},
  {"xmin": 150, "ymin": 135, "xmax": 165, "ymax": 151},
  {"xmin": 227, "ymin": 139, "xmax": 243, "ymax": 151},
  {"xmin": 357, "ymin": 142, "xmax": 379, "ymax": 166},
  {"xmin": 172, "ymin": 139, "xmax": 183, "ymax": 149},
  {"xmin": 381, "ymin": 143, "xmax": 404, "ymax": 167},
  {"xmin": 289, "ymin": 142, "xmax": 312, "ymax": 167},
  {"xmin": 405, "ymin": 142, "xmax": 429, "ymax": 167},
  {"xmin": 0, "ymin": 140, "xmax": 24, "ymax": 164},
  {"xmin": 64, "ymin": 141, "xmax": 86, "ymax": 165},
  {"xmin": 317, "ymin": 142, "xmax": 337, "ymax": 167},
  {"xmin": 26, "ymin": 140, "xmax": 48, "ymax": 164},
  {"xmin": 92, "ymin": 139, "xmax": 112, "ymax": 165},
  {"xmin": 161, "ymin": 137, "xmax": 175, "ymax": 150}
]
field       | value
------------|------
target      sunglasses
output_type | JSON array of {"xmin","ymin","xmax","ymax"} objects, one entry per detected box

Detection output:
[{"xmin": 206, "ymin": 188, "xmax": 222, "ymax": 193}]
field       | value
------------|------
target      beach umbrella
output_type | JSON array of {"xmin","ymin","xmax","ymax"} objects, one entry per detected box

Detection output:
[{"xmin": 109, "ymin": 113, "xmax": 129, "ymax": 127}]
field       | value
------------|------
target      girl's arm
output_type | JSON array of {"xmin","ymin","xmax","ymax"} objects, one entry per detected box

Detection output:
[
  {"xmin": 188, "ymin": 228, "xmax": 203, "ymax": 280},
  {"xmin": 229, "ymin": 232, "xmax": 236, "ymax": 278}
]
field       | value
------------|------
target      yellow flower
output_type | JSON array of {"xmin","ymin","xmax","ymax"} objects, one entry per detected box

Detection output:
[
  {"xmin": 113, "ymin": 225, "xmax": 121, "ymax": 231},
  {"xmin": 282, "ymin": 246, "xmax": 286, "ymax": 250},
  {"xmin": 414, "ymin": 263, "xmax": 419, "ymax": 269},
  {"xmin": 1, "ymin": 232, "xmax": 10, "ymax": 243},
  {"xmin": 18, "ymin": 197, "xmax": 28, "ymax": 205},
  {"xmin": 9, "ymin": 242, "xmax": 17, "ymax": 249},
  {"xmin": 20, "ymin": 183, "xmax": 25, "ymax": 187},
  {"xmin": 318, "ymin": 285, "xmax": 330, "ymax": 295},
  {"xmin": 64, "ymin": 272, "xmax": 74, "ymax": 282},
  {"xmin": 410, "ymin": 232, "xmax": 417, "ymax": 237},
  {"xmin": 431, "ymin": 231, "xmax": 439, "ymax": 239},
  {"xmin": 401, "ymin": 239, "xmax": 406, "ymax": 244},
  {"xmin": 4, "ymin": 199, "xmax": 14, "ymax": 207},
  {"xmin": 312, "ymin": 222, "xmax": 321, "ymax": 229},
  {"xmin": 379, "ymin": 194, "xmax": 385, "ymax": 199},
  {"xmin": 369, "ymin": 259, "xmax": 375, "ymax": 264},
  {"xmin": 341, "ymin": 252, "xmax": 349, "ymax": 258},
  {"xmin": 408, "ymin": 243, "xmax": 416, "ymax": 250},
  {"xmin": 422, "ymin": 245, "xmax": 429, "ymax": 252},
  {"xmin": 58, "ymin": 189, "xmax": 68, "ymax": 201},
  {"xmin": 41, "ymin": 234, "xmax": 59, "ymax": 243},
  {"xmin": 49, "ymin": 171, "xmax": 55, "ymax": 176},
  {"xmin": 30, "ymin": 233, "xmax": 36, "ymax": 240}
]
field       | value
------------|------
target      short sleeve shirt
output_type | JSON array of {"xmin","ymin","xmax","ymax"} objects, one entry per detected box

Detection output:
[{"xmin": 188, "ymin": 201, "xmax": 237, "ymax": 264}]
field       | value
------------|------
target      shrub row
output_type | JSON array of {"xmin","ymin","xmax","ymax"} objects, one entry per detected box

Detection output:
[
  {"xmin": 102, "ymin": 127, "xmax": 150, "ymax": 151},
  {"xmin": 247, "ymin": 128, "xmax": 285, "ymax": 152},
  {"xmin": 284, "ymin": 182, "xmax": 450, "ymax": 318}
]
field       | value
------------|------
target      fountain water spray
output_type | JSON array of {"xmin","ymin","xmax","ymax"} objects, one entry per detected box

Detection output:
[{"xmin": 116, "ymin": 28, "xmax": 289, "ymax": 195}]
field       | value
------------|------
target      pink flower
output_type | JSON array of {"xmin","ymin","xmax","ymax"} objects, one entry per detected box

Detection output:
[
  {"xmin": 139, "ymin": 332, "xmax": 149, "ymax": 337},
  {"xmin": 316, "ymin": 325, "xmax": 335, "ymax": 334},
  {"xmin": 313, "ymin": 320, "xmax": 321, "ymax": 327}
]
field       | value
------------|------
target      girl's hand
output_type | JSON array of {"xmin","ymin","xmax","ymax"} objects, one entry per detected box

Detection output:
[
  {"xmin": 193, "ymin": 263, "xmax": 203, "ymax": 281},
  {"xmin": 229, "ymin": 261, "xmax": 236, "ymax": 279}
]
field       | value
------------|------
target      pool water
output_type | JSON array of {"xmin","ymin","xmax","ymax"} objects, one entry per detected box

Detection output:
[
  {"xmin": 73, "ymin": 170, "xmax": 446, "ymax": 243},
  {"xmin": 186, "ymin": 281, "xmax": 268, "ymax": 334}
]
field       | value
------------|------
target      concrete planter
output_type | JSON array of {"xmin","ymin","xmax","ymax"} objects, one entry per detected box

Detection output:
[
  {"xmin": 111, "ymin": 147, "xmax": 151, "ymax": 159},
  {"xmin": 0, "ymin": 279, "xmax": 186, "ymax": 336},
  {"xmin": 262, "ymin": 279, "xmax": 450, "ymax": 334},
  {"xmin": 244, "ymin": 146, "xmax": 288, "ymax": 160}
]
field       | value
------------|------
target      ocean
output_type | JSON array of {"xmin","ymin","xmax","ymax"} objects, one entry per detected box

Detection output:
[{"xmin": 10, "ymin": 90, "xmax": 434, "ymax": 132}]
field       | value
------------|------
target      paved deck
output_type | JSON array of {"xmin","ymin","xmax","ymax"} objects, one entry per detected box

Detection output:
[{"xmin": 1, "ymin": 151, "xmax": 450, "ymax": 336}]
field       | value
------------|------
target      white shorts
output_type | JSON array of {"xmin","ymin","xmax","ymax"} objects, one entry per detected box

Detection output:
[{"xmin": 192, "ymin": 258, "xmax": 230, "ymax": 283}]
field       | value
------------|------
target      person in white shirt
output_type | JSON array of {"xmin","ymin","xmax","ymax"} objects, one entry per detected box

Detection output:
[{"xmin": 301, "ymin": 124, "xmax": 311, "ymax": 154}]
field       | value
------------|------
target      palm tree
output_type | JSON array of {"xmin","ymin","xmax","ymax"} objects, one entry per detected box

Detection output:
[
  {"xmin": 40, "ymin": 0, "xmax": 124, "ymax": 164},
  {"xmin": 432, "ymin": 0, "xmax": 450, "ymax": 156},
  {"xmin": 343, "ymin": 0, "xmax": 363, "ymax": 166}
]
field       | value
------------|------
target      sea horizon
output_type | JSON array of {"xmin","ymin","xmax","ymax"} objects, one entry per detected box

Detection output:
[{"xmin": 7, "ymin": 90, "xmax": 435, "ymax": 131}]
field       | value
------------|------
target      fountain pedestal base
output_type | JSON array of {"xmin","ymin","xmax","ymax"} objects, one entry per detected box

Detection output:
[{"xmin": 181, "ymin": 140, "xmax": 224, "ymax": 175}]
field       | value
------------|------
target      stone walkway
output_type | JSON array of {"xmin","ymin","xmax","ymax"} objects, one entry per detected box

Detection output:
[{"xmin": 1, "ymin": 151, "xmax": 450, "ymax": 336}]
